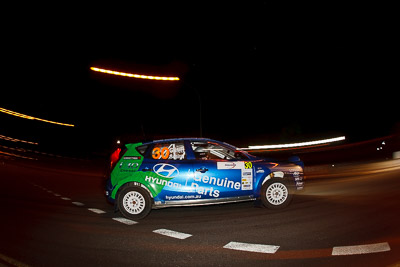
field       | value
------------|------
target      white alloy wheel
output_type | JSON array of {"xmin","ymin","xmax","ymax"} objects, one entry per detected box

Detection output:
[
  {"xmin": 265, "ymin": 182, "xmax": 288, "ymax": 206},
  {"xmin": 118, "ymin": 185, "xmax": 152, "ymax": 219},
  {"xmin": 123, "ymin": 191, "xmax": 146, "ymax": 215}
]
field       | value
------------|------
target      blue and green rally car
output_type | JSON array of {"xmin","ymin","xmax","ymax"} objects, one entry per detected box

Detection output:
[{"xmin": 105, "ymin": 138, "xmax": 304, "ymax": 219}]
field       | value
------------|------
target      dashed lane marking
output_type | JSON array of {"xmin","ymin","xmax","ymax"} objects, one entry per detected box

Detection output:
[
  {"xmin": 223, "ymin": 241, "xmax": 280, "ymax": 254},
  {"xmin": 31, "ymin": 183, "xmax": 392, "ymax": 258},
  {"xmin": 153, "ymin": 229, "xmax": 192, "ymax": 240},
  {"xmin": 332, "ymin": 242, "xmax": 391, "ymax": 256},
  {"xmin": 87, "ymin": 208, "xmax": 106, "ymax": 214},
  {"xmin": 112, "ymin": 217, "xmax": 138, "ymax": 225},
  {"xmin": 72, "ymin": 202, "xmax": 85, "ymax": 207}
]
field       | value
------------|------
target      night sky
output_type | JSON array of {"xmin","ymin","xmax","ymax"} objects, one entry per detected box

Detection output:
[{"xmin": 1, "ymin": 4, "xmax": 398, "ymax": 155}]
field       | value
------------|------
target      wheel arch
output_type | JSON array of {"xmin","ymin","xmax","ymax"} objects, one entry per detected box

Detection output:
[
  {"xmin": 113, "ymin": 180, "xmax": 154, "ymax": 202},
  {"xmin": 254, "ymin": 171, "xmax": 286, "ymax": 198},
  {"xmin": 113, "ymin": 181, "xmax": 154, "ymax": 211}
]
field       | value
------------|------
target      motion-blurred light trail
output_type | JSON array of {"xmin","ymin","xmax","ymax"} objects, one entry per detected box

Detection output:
[
  {"xmin": 0, "ymin": 107, "xmax": 74, "ymax": 127},
  {"xmin": 0, "ymin": 134, "xmax": 38, "ymax": 145},
  {"xmin": 90, "ymin": 67, "xmax": 180, "ymax": 81},
  {"xmin": 0, "ymin": 150, "xmax": 37, "ymax": 160},
  {"xmin": 244, "ymin": 136, "xmax": 346, "ymax": 150}
]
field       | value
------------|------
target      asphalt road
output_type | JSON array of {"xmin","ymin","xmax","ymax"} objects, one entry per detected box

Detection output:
[{"xmin": 1, "ymin": 159, "xmax": 400, "ymax": 266}]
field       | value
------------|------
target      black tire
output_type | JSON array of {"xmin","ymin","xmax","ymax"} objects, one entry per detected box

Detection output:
[
  {"xmin": 260, "ymin": 179, "xmax": 293, "ymax": 209},
  {"xmin": 118, "ymin": 185, "xmax": 152, "ymax": 220}
]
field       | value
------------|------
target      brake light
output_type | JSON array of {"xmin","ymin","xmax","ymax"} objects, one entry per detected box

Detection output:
[{"xmin": 110, "ymin": 148, "xmax": 122, "ymax": 170}]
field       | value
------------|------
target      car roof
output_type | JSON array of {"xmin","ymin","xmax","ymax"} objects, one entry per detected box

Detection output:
[{"xmin": 141, "ymin": 137, "xmax": 238, "ymax": 150}]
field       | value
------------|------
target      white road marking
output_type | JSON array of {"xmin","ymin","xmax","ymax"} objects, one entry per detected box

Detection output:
[
  {"xmin": 223, "ymin": 241, "xmax": 280, "ymax": 254},
  {"xmin": 72, "ymin": 202, "xmax": 84, "ymax": 206},
  {"xmin": 153, "ymin": 229, "xmax": 192, "ymax": 240},
  {"xmin": 88, "ymin": 208, "xmax": 106, "ymax": 214},
  {"xmin": 0, "ymin": 252, "xmax": 31, "ymax": 267},
  {"xmin": 112, "ymin": 217, "xmax": 138, "ymax": 225},
  {"xmin": 54, "ymin": 193, "xmax": 61, "ymax": 197},
  {"xmin": 332, "ymin": 242, "xmax": 391, "ymax": 256},
  {"xmin": 61, "ymin": 197, "xmax": 71, "ymax": 201}
]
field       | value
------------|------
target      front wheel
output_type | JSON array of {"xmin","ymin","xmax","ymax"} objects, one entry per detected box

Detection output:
[
  {"xmin": 260, "ymin": 179, "xmax": 293, "ymax": 209},
  {"xmin": 118, "ymin": 185, "xmax": 152, "ymax": 220}
]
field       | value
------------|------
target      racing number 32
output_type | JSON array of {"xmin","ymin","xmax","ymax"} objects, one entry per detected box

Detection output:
[{"xmin": 152, "ymin": 147, "xmax": 170, "ymax": 159}]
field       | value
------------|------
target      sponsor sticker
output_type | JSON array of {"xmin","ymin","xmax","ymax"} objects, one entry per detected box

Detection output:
[
  {"xmin": 217, "ymin": 162, "xmax": 245, "ymax": 170},
  {"xmin": 241, "ymin": 169, "xmax": 253, "ymax": 190},
  {"xmin": 123, "ymin": 156, "xmax": 141, "ymax": 160}
]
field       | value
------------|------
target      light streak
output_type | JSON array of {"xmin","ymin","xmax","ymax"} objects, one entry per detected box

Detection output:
[
  {"xmin": 0, "ymin": 150, "xmax": 37, "ymax": 160},
  {"xmin": 0, "ymin": 107, "xmax": 74, "ymax": 127},
  {"xmin": 90, "ymin": 67, "xmax": 180, "ymax": 81},
  {"xmin": 243, "ymin": 136, "xmax": 346, "ymax": 150},
  {"xmin": 0, "ymin": 134, "xmax": 38, "ymax": 145}
]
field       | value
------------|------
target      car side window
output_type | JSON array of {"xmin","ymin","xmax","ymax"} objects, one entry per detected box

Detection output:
[
  {"xmin": 150, "ymin": 142, "xmax": 186, "ymax": 160},
  {"xmin": 136, "ymin": 145, "xmax": 149, "ymax": 156},
  {"xmin": 191, "ymin": 141, "xmax": 236, "ymax": 160}
]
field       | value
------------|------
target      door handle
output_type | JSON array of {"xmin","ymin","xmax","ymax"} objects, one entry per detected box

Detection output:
[
  {"xmin": 142, "ymin": 167, "xmax": 151, "ymax": 172},
  {"xmin": 196, "ymin": 168, "xmax": 208, "ymax": 173}
]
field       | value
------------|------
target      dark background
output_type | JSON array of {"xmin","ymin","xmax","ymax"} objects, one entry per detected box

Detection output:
[{"xmin": 1, "ymin": 3, "xmax": 398, "ymax": 156}]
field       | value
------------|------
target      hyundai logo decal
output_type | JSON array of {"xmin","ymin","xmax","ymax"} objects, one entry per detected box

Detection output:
[{"xmin": 153, "ymin": 163, "xmax": 179, "ymax": 178}]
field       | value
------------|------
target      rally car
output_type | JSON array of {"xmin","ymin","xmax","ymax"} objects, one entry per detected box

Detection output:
[{"xmin": 105, "ymin": 138, "xmax": 304, "ymax": 219}]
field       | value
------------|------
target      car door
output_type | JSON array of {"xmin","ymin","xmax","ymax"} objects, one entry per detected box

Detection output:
[
  {"xmin": 138, "ymin": 141, "xmax": 194, "ymax": 203},
  {"xmin": 190, "ymin": 141, "xmax": 254, "ymax": 199}
]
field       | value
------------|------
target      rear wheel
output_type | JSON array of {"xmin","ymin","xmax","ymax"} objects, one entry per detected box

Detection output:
[
  {"xmin": 118, "ymin": 185, "xmax": 152, "ymax": 220},
  {"xmin": 261, "ymin": 179, "xmax": 293, "ymax": 209}
]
